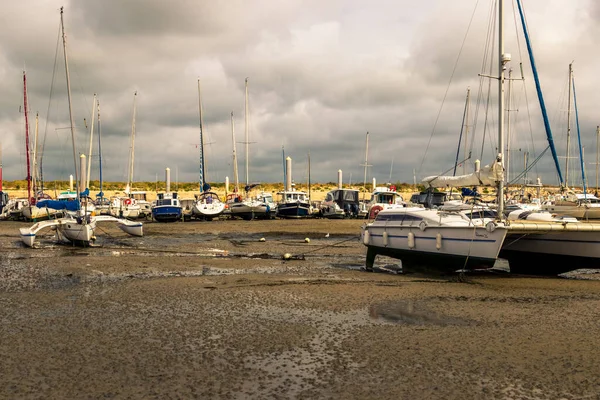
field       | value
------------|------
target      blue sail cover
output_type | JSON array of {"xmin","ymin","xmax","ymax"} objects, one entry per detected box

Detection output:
[{"xmin": 36, "ymin": 199, "xmax": 80, "ymax": 211}]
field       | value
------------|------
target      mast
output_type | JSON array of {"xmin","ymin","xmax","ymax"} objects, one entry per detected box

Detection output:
[
  {"xmin": 33, "ymin": 112, "xmax": 39, "ymax": 196},
  {"xmin": 596, "ymin": 126, "xmax": 599, "ymax": 193},
  {"xmin": 0, "ymin": 143, "xmax": 3, "ymax": 191},
  {"xmin": 464, "ymin": 88, "xmax": 470, "ymax": 175},
  {"xmin": 361, "ymin": 132, "xmax": 370, "ymax": 199},
  {"xmin": 86, "ymin": 94, "xmax": 96, "ymax": 190},
  {"xmin": 60, "ymin": 7, "xmax": 79, "ymax": 193},
  {"xmin": 97, "ymin": 98, "xmax": 103, "ymax": 198},
  {"xmin": 231, "ymin": 111, "xmax": 239, "ymax": 193},
  {"xmin": 197, "ymin": 79, "xmax": 206, "ymax": 193},
  {"xmin": 572, "ymin": 70, "xmax": 587, "ymax": 194},
  {"xmin": 244, "ymin": 77, "xmax": 249, "ymax": 186},
  {"xmin": 126, "ymin": 91, "xmax": 137, "ymax": 194},
  {"xmin": 506, "ymin": 69, "xmax": 513, "ymax": 182},
  {"xmin": 308, "ymin": 152, "xmax": 312, "ymax": 204},
  {"xmin": 453, "ymin": 89, "xmax": 470, "ymax": 176},
  {"xmin": 497, "ymin": 0, "xmax": 506, "ymax": 217},
  {"xmin": 23, "ymin": 71, "xmax": 32, "ymax": 203},
  {"xmin": 516, "ymin": 0, "xmax": 564, "ymax": 185},
  {"xmin": 565, "ymin": 63, "xmax": 573, "ymax": 188}
]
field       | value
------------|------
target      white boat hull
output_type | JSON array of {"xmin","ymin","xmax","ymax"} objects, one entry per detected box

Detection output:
[{"xmin": 363, "ymin": 222, "xmax": 507, "ymax": 270}]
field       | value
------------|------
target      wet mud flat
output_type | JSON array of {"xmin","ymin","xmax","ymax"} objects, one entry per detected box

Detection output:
[{"xmin": 1, "ymin": 219, "xmax": 600, "ymax": 399}]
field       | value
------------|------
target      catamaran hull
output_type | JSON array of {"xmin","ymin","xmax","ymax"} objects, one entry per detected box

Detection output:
[
  {"xmin": 501, "ymin": 231, "xmax": 600, "ymax": 273},
  {"xmin": 362, "ymin": 225, "xmax": 507, "ymax": 272}
]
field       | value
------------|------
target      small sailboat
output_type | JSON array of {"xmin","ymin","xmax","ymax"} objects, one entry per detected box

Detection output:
[
  {"xmin": 227, "ymin": 78, "xmax": 272, "ymax": 220},
  {"xmin": 191, "ymin": 79, "xmax": 225, "ymax": 220},
  {"xmin": 20, "ymin": 7, "xmax": 143, "ymax": 247}
]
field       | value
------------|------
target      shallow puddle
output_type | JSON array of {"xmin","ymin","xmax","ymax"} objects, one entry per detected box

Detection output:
[{"xmin": 369, "ymin": 300, "xmax": 473, "ymax": 326}]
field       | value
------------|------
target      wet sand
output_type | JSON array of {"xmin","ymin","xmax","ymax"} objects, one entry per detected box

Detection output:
[{"xmin": 1, "ymin": 219, "xmax": 600, "ymax": 399}]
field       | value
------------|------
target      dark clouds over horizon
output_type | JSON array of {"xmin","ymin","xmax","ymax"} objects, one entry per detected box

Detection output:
[{"xmin": 1, "ymin": 0, "xmax": 598, "ymax": 190}]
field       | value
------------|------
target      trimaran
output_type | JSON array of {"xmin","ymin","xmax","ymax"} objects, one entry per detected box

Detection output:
[{"xmin": 20, "ymin": 7, "xmax": 143, "ymax": 247}]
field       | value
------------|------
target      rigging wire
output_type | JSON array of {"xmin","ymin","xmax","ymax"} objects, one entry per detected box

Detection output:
[
  {"xmin": 418, "ymin": 0, "xmax": 481, "ymax": 175},
  {"xmin": 40, "ymin": 22, "xmax": 63, "ymax": 188}
]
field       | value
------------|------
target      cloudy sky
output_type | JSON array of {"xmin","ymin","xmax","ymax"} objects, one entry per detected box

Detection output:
[{"xmin": 1, "ymin": 0, "xmax": 598, "ymax": 190}]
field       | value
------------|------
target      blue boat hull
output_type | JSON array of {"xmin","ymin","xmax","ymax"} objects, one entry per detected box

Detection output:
[
  {"xmin": 152, "ymin": 206, "xmax": 182, "ymax": 222},
  {"xmin": 277, "ymin": 202, "xmax": 310, "ymax": 219}
]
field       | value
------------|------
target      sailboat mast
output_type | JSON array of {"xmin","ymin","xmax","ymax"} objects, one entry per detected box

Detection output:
[
  {"xmin": 308, "ymin": 152, "xmax": 311, "ymax": 204},
  {"xmin": 596, "ymin": 125, "xmax": 599, "ymax": 193},
  {"xmin": 506, "ymin": 69, "xmax": 513, "ymax": 183},
  {"xmin": 23, "ymin": 71, "xmax": 32, "ymax": 202},
  {"xmin": 197, "ymin": 79, "xmax": 206, "ymax": 192},
  {"xmin": 33, "ymin": 112, "xmax": 39, "ymax": 196},
  {"xmin": 362, "ymin": 132, "xmax": 370, "ymax": 199},
  {"xmin": 98, "ymin": 99, "xmax": 103, "ymax": 196},
  {"xmin": 497, "ymin": 0, "xmax": 506, "ymax": 217},
  {"xmin": 0, "ymin": 143, "xmax": 2, "ymax": 191},
  {"xmin": 565, "ymin": 63, "xmax": 573, "ymax": 188},
  {"xmin": 464, "ymin": 88, "xmax": 470, "ymax": 175},
  {"xmin": 231, "ymin": 111, "xmax": 239, "ymax": 192},
  {"xmin": 86, "ymin": 94, "xmax": 96, "ymax": 190},
  {"xmin": 60, "ymin": 7, "xmax": 79, "ymax": 192},
  {"xmin": 244, "ymin": 77, "xmax": 249, "ymax": 186},
  {"xmin": 127, "ymin": 91, "xmax": 137, "ymax": 193}
]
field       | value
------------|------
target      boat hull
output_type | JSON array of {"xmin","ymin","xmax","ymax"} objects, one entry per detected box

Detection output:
[
  {"xmin": 362, "ymin": 224, "xmax": 507, "ymax": 272},
  {"xmin": 277, "ymin": 202, "xmax": 311, "ymax": 219},
  {"xmin": 229, "ymin": 203, "xmax": 272, "ymax": 220},
  {"xmin": 152, "ymin": 206, "xmax": 182, "ymax": 222},
  {"xmin": 501, "ymin": 230, "xmax": 600, "ymax": 273},
  {"xmin": 22, "ymin": 206, "xmax": 61, "ymax": 222},
  {"xmin": 192, "ymin": 202, "xmax": 225, "ymax": 220}
]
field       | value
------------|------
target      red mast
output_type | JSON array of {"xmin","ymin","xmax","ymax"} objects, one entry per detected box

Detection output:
[{"xmin": 23, "ymin": 71, "xmax": 32, "ymax": 204}]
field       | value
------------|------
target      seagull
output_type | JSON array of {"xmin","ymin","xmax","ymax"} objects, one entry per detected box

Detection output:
[{"xmin": 325, "ymin": 233, "xmax": 330, "ymax": 238}]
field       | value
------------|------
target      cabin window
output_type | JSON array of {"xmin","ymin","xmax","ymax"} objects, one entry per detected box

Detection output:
[{"xmin": 325, "ymin": 193, "xmax": 334, "ymax": 202}]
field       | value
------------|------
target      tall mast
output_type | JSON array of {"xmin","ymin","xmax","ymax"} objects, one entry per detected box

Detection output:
[
  {"xmin": 0, "ymin": 143, "xmax": 2, "ymax": 191},
  {"xmin": 596, "ymin": 125, "xmax": 599, "ymax": 193},
  {"xmin": 33, "ymin": 112, "xmax": 39, "ymax": 196},
  {"xmin": 506, "ymin": 69, "xmax": 513, "ymax": 182},
  {"xmin": 197, "ymin": 79, "xmax": 206, "ymax": 192},
  {"xmin": 497, "ymin": 0, "xmax": 506, "ymax": 217},
  {"xmin": 86, "ymin": 94, "xmax": 96, "ymax": 190},
  {"xmin": 23, "ymin": 71, "xmax": 32, "ymax": 203},
  {"xmin": 127, "ymin": 91, "xmax": 137, "ymax": 193},
  {"xmin": 244, "ymin": 77, "xmax": 249, "ymax": 186},
  {"xmin": 464, "ymin": 88, "xmax": 470, "ymax": 175},
  {"xmin": 231, "ymin": 111, "xmax": 239, "ymax": 193},
  {"xmin": 565, "ymin": 63, "xmax": 573, "ymax": 188},
  {"xmin": 60, "ymin": 7, "xmax": 78, "ymax": 192},
  {"xmin": 98, "ymin": 99, "xmax": 103, "ymax": 197}
]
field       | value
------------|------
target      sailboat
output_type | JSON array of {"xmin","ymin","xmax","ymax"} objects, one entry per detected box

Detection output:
[
  {"xmin": 228, "ymin": 78, "xmax": 273, "ymax": 220},
  {"xmin": 361, "ymin": 0, "xmax": 514, "ymax": 271},
  {"xmin": 20, "ymin": 7, "xmax": 143, "ymax": 247},
  {"xmin": 191, "ymin": 79, "xmax": 225, "ymax": 220}
]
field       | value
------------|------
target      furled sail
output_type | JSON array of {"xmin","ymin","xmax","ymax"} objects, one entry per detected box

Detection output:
[{"xmin": 422, "ymin": 160, "xmax": 503, "ymax": 188}]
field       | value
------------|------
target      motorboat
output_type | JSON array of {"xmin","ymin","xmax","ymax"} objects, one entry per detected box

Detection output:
[
  {"xmin": 277, "ymin": 188, "xmax": 310, "ymax": 219},
  {"xmin": 152, "ymin": 192, "xmax": 182, "ymax": 222},
  {"xmin": 320, "ymin": 189, "xmax": 360, "ymax": 219},
  {"xmin": 364, "ymin": 185, "xmax": 406, "ymax": 219}
]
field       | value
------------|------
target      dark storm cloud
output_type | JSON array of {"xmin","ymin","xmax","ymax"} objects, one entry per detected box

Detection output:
[{"xmin": 0, "ymin": 0, "xmax": 598, "ymax": 190}]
